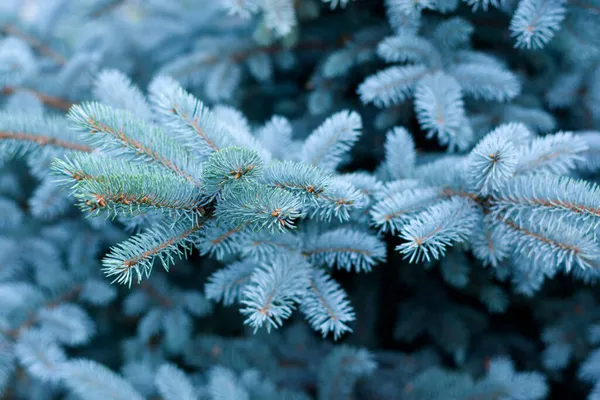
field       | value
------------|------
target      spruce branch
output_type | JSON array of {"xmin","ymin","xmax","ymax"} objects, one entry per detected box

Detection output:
[
  {"xmin": 301, "ymin": 268, "xmax": 355, "ymax": 340},
  {"xmin": 148, "ymin": 76, "xmax": 231, "ymax": 157},
  {"xmin": 299, "ymin": 110, "xmax": 362, "ymax": 171},
  {"xmin": 396, "ymin": 197, "xmax": 479, "ymax": 263},
  {"xmin": 60, "ymin": 359, "xmax": 144, "ymax": 400},
  {"xmin": 494, "ymin": 215, "xmax": 600, "ymax": 272},
  {"xmin": 492, "ymin": 175, "xmax": 600, "ymax": 231},
  {"xmin": 357, "ymin": 64, "xmax": 432, "ymax": 107},
  {"xmin": 196, "ymin": 221, "xmax": 246, "ymax": 260},
  {"xmin": 466, "ymin": 123, "xmax": 520, "ymax": 195},
  {"xmin": 370, "ymin": 187, "xmax": 446, "ymax": 233},
  {"xmin": 68, "ymin": 102, "xmax": 203, "ymax": 186},
  {"xmin": 510, "ymin": 0, "xmax": 567, "ymax": 49},
  {"xmin": 1, "ymin": 24, "xmax": 66, "ymax": 65},
  {"xmin": 205, "ymin": 259, "xmax": 257, "ymax": 306},
  {"xmin": 303, "ymin": 228, "xmax": 387, "ymax": 273},
  {"xmin": 0, "ymin": 112, "xmax": 92, "ymax": 157},
  {"xmin": 0, "ymin": 130, "xmax": 91, "ymax": 153},
  {"xmin": 3, "ymin": 284, "xmax": 83, "ymax": 339},
  {"xmin": 514, "ymin": 132, "xmax": 588, "ymax": 175},
  {"xmin": 238, "ymin": 230, "xmax": 301, "ymax": 261},
  {"xmin": 53, "ymin": 154, "xmax": 206, "ymax": 217},
  {"xmin": 1, "ymin": 87, "xmax": 73, "ymax": 111},
  {"xmin": 261, "ymin": 160, "xmax": 331, "ymax": 204},
  {"xmin": 214, "ymin": 183, "xmax": 303, "ymax": 232},
  {"xmin": 202, "ymin": 146, "xmax": 263, "ymax": 196},
  {"xmin": 310, "ymin": 178, "xmax": 367, "ymax": 222},
  {"xmin": 102, "ymin": 217, "xmax": 208, "ymax": 287},
  {"xmin": 239, "ymin": 255, "xmax": 310, "ymax": 332}
]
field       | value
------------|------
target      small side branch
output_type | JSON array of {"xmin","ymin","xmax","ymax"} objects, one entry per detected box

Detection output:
[
  {"xmin": 2, "ymin": 24, "xmax": 66, "ymax": 65},
  {"xmin": 0, "ymin": 130, "xmax": 92, "ymax": 152},
  {"xmin": 2, "ymin": 87, "xmax": 73, "ymax": 112}
]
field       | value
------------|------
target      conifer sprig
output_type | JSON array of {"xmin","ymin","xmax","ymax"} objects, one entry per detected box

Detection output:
[{"xmin": 68, "ymin": 102, "xmax": 203, "ymax": 187}]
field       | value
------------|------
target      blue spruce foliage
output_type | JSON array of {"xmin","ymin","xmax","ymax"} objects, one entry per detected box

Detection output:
[{"xmin": 0, "ymin": 0, "xmax": 600, "ymax": 398}]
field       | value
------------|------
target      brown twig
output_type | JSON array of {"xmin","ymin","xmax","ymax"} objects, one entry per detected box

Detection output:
[
  {"xmin": 1, "ymin": 87, "xmax": 73, "ymax": 112},
  {"xmin": 0, "ymin": 130, "xmax": 92, "ymax": 152},
  {"xmin": 3, "ymin": 285, "xmax": 83, "ymax": 339},
  {"xmin": 2, "ymin": 24, "xmax": 66, "ymax": 65}
]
